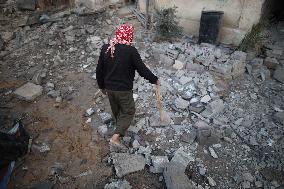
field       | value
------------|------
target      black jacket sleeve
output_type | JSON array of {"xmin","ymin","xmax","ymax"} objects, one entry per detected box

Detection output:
[
  {"xmin": 96, "ymin": 46, "xmax": 105, "ymax": 89},
  {"xmin": 132, "ymin": 48, "xmax": 158, "ymax": 84}
]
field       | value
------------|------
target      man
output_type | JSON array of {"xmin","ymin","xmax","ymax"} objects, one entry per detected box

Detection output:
[{"xmin": 96, "ymin": 24, "xmax": 159, "ymax": 145}]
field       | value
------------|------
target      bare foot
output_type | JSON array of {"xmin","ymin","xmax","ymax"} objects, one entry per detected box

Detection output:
[{"xmin": 110, "ymin": 134, "xmax": 120, "ymax": 145}]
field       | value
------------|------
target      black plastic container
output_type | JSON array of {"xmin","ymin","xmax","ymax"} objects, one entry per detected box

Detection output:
[{"xmin": 198, "ymin": 11, "xmax": 224, "ymax": 44}]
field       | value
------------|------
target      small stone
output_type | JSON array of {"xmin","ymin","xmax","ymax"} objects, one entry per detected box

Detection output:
[
  {"xmin": 199, "ymin": 167, "xmax": 206, "ymax": 176},
  {"xmin": 150, "ymin": 156, "xmax": 169, "ymax": 173},
  {"xmin": 207, "ymin": 176, "xmax": 216, "ymax": 186},
  {"xmin": 104, "ymin": 179, "xmax": 132, "ymax": 189},
  {"xmin": 255, "ymin": 181, "xmax": 263, "ymax": 188},
  {"xmin": 128, "ymin": 118, "xmax": 145, "ymax": 133},
  {"xmin": 180, "ymin": 130, "xmax": 196, "ymax": 144},
  {"xmin": 159, "ymin": 176, "xmax": 163, "ymax": 182},
  {"xmin": 132, "ymin": 140, "xmax": 140, "ymax": 148},
  {"xmin": 243, "ymin": 172, "xmax": 254, "ymax": 182},
  {"xmin": 86, "ymin": 108, "xmax": 95, "ymax": 116},
  {"xmin": 14, "ymin": 82, "xmax": 43, "ymax": 101},
  {"xmin": 55, "ymin": 96, "xmax": 62, "ymax": 103},
  {"xmin": 47, "ymin": 90, "xmax": 60, "ymax": 98},
  {"xmin": 208, "ymin": 147, "xmax": 218, "ymax": 158},
  {"xmin": 46, "ymin": 82, "xmax": 55, "ymax": 89},
  {"xmin": 223, "ymin": 137, "xmax": 233, "ymax": 143},
  {"xmin": 175, "ymin": 97, "xmax": 189, "ymax": 109},
  {"xmin": 200, "ymin": 95, "xmax": 211, "ymax": 103},
  {"xmin": 86, "ymin": 118, "xmax": 92, "ymax": 123},
  {"xmin": 264, "ymin": 57, "xmax": 279, "ymax": 69},
  {"xmin": 242, "ymin": 181, "xmax": 251, "ymax": 189},
  {"xmin": 98, "ymin": 125, "xmax": 108, "ymax": 137},
  {"xmin": 173, "ymin": 60, "xmax": 184, "ymax": 70}
]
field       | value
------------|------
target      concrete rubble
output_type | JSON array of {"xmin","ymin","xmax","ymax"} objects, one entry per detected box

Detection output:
[{"xmin": 1, "ymin": 2, "xmax": 284, "ymax": 189}]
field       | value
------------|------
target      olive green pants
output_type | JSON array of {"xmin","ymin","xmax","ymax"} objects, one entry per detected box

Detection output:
[{"xmin": 107, "ymin": 90, "xmax": 135, "ymax": 136}]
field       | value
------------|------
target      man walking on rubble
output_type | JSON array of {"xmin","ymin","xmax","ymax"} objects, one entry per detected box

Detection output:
[{"xmin": 96, "ymin": 24, "xmax": 159, "ymax": 146}]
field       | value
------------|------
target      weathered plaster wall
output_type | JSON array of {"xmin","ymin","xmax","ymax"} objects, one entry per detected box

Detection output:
[{"xmin": 153, "ymin": 0, "xmax": 265, "ymax": 45}]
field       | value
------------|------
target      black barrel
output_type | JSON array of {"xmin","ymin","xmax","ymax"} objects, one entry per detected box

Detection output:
[{"xmin": 198, "ymin": 11, "xmax": 224, "ymax": 44}]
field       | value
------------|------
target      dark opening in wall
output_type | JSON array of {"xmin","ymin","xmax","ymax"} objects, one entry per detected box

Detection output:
[{"xmin": 262, "ymin": 0, "xmax": 284, "ymax": 22}]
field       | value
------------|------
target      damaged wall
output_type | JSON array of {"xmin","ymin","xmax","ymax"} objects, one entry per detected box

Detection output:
[
  {"xmin": 75, "ymin": 0, "xmax": 105, "ymax": 10},
  {"xmin": 153, "ymin": 0, "xmax": 265, "ymax": 45}
]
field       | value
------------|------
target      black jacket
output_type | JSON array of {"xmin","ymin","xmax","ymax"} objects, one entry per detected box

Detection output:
[{"xmin": 96, "ymin": 44, "xmax": 158, "ymax": 91}]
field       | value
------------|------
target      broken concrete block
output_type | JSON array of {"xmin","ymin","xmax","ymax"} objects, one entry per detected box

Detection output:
[
  {"xmin": 164, "ymin": 162, "xmax": 194, "ymax": 189},
  {"xmin": 150, "ymin": 156, "xmax": 169, "ymax": 173},
  {"xmin": 14, "ymin": 82, "xmax": 43, "ymax": 101},
  {"xmin": 111, "ymin": 153, "xmax": 145, "ymax": 178},
  {"xmin": 174, "ymin": 97, "xmax": 189, "ymax": 110},
  {"xmin": 273, "ymin": 67, "xmax": 284, "ymax": 83},
  {"xmin": 173, "ymin": 60, "xmax": 184, "ymax": 70},
  {"xmin": 104, "ymin": 180, "xmax": 132, "ymax": 189}
]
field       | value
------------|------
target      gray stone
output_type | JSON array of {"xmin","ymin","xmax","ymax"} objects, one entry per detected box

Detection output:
[
  {"xmin": 55, "ymin": 96, "xmax": 62, "ymax": 103},
  {"xmin": 160, "ymin": 54, "xmax": 174, "ymax": 66},
  {"xmin": 47, "ymin": 90, "xmax": 60, "ymax": 98},
  {"xmin": 273, "ymin": 67, "xmax": 284, "ymax": 83},
  {"xmin": 207, "ymin": 176, "xmax": 216, "ymax": 187},
  {"xmin": 171, "ymin": 146, "xmax": 196, "ymax": 168},
  {"xmin": 255, "ymin": 181, "xmax": 263, "ymax": 188},
  {"xmin": 104, "ymin": 180, "xmax": 132, "ymax": 189},
  {"xmin": 98, "ymin": 125, "xmax": 108, "ymax": 137},
  {"xmin": 202, "ymin": 99, "xmax": 224, "ymax": 117},
  {"xmin": 243, "ymin": 172, "xmax": 254, "ymax": 182},
  {"xmin": 180, "ymin": 130, "xmax": 197, "ymax": 144},
  {"xmin": 175, "ymin": 97, "xmax": 189, "ymax": 110},
  {"xmin": 164, "ymin": 162, "xmax": 194, "ymax": 189},
  {"xmin": 274, "ymin": 112, "xmax": 284, "ymax": 125},
  {"xmin": 230, "ymin": 51, "xmax": 247, "ymax": 62},
  {"xmin": 128, "ymin": 118, "xmax": 145, "ymax": 133},
  {"xmin": 200, "ymin": 95, "xmax": 211, "ymax": 103},
  {"xmin": 17, "ymin": 0, "xmax": 35, "ymax": 10},
  {"xmin": 242, "ymin": 181, "xmax": 251, "ymax": 189},
  {"xmin": 188, "ymin": 106, "xmax": 205, "ymax": 114},
  {"xmin": 150, "ymin": 156, "xmax": 169, "ymax": 173},
  {"xmin": 199, "ymin": 167, "xmax": 206, "ymax": 176},
  {"xmin": 14, "ymin": 82, "xmax": 43, "ymax": 101},
  {"xmin": 208, "ymin": 147, "xmax": 218, "ymax": 159},
  {"xmin": 111, "ymin": 153, "xmax": 145, "ymax": 178},
  {"xmin": 173, "ymin": 60, "xmax": 185, "ymax": 70}
]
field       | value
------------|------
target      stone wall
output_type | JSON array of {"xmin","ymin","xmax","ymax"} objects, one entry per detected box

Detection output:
[{"xmin": 151, "ymin": 0, "xmax": 265, "ymax": 45}]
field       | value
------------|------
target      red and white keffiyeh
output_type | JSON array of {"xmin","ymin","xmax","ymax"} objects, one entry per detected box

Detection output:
[{"xmin": 106, "ymin": 24, "xmax": 134, "ymax": 58}]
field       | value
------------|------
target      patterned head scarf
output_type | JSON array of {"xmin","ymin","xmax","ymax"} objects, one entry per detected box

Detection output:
[{"xmin": 106, "ymin": 24, "xmax": 134, "ymax": 58}]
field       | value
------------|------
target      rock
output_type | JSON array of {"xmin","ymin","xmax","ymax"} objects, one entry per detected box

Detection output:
[
  {"xmin": 17, "ymin": 0, "xmax": 35, "ymax": 10},
  {"xmin": 208, "ymin": 147, "xmax": 218, "ymax": 158},
  {"xmin": 164, "ymin": 162, "xmax": 194, "ymax": 189},
  {"xmin": 128, "ymin": 118, "xmax": 145, "ymax": 133},
  {"xmin": 199, "ymin": 167, "xmax": 206, "ymax": 176},
  {"xmin": 46, "ymin": 82, "xmax": 55, "ymax": 89},
  {"xmin": 175, "ymin": 97, "xmax": 189, "ymax": 110},
  {"xmin": 99, "ymin": 112, "xmax": 112, "ymax": 124},
  {"xmin": 98, "ymin": 125, "xmax": 108, "ymax": 137},
  {"xmin": 242, "ymin": 181, "xmax": 251, "ymax": 189},
  {"xmin": 274, "ymin": 112, "xmax": 284, "ymax": 126},
  {"xmin": 171, "ymin": 146, "xmax": 196, "ymax": 168},
  {"xmin": 111, "ymin": 153, "xmax": 146, "ymax": 178},
  {"xmin": 86, "ymin": 108, "xmax": 95, "ymax": 116},
  {"xmin": 47, "ymin": 90, "xmax": 60, "ymax": 98},
  {"xmin": 188, "ymin": 106, "xmax": 205, "ymax": 114},
  {"xmin": 30, "ymin": 181, "xmax": 54, "ymax": 189},
  {"xmin": 264, "ymin": 57, "xmax": 279, "ymax": 70},
  {"xmin": 200, "ymin": 95, "xmax": 211, "ymax": 103},
  {"xmin": 273, "ymin": 67, "xmax": 284, "ymax": 83},
  {"xmin": 202, "ymin": 99, "xmax": 224, "ymax": 117},
  {"xmin": 159, "ymin": 54, "xmax": 174, "ymax": 66},
  {"xmin": 255, "ymin": 181, "xmax": 263, "ymax": 188},
  {"xmin": 14, "ymin": 82, "xmax": 43, "ymax": 101},
  {"xmin": 179, "ymin": 76, "xmax": 192, "ymax": 85},
  {"xmin": 243, "ymin": 172, "xmax": 254, "ymax": 182},
  {"xmin": 230, "ymin": 51, "xmax": 247, "ymax": 62},
  {"xmin": 132, "ymin": 140, "xmax": 140, "ymax": 148},
  {"xmin": 173, "ymin": 60, "xmax": 184, "ymax": 70},
  {"xmin": 55, "ymin": 96, "xmax": 62, "ymax": 103},
  {"xmin": 207, "ymin": 176, "xmax": 216, "ymax": 187},
  {"xmin": 150, "ymin": 156, "xmax": 169, "ymax": 173},
  {"xmin": 180, "ymin": 130, "xmax": 196, "ymax": 144},
  {"xmin": 104, "ymin": 180, "xmax": 132, "ymax": 189}
]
